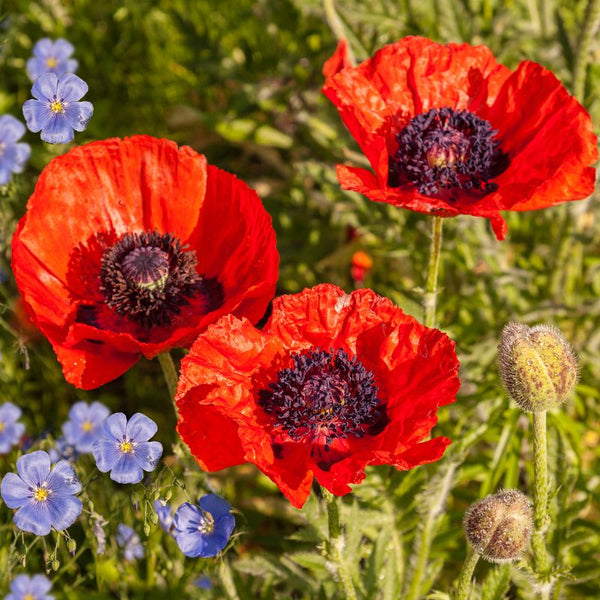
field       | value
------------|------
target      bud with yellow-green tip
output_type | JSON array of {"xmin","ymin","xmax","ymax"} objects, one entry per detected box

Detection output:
[
  {"xmin": 498, "ymin": 323, "xmax": 577, "ymax": 412},
  {"xmin": 463, "ymin": 489, "xmax": 533, "ymax": 563}
]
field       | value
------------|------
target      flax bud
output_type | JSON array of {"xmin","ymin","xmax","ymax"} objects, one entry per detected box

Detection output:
[
  {"xmin": 498, "ymin": 322, "xmax": 577, "ymax": 412},
  {"xmin": 464, "ymin": 490, "xmax": 533, "ymax": 563}
]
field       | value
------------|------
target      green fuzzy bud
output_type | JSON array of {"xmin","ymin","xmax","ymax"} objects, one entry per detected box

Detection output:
[
  {"xmin": 498, "ymin": 322, "xmax": 577, "ymax": 412},
  {"xmin": 67, "ymin": 538, "xmax": 77, "ymax": 554},
  {"xmin": 464, "ymin": 490, "xmax": 533, "ymax": 563},
  {"xmin": 143, "ymin": 523, "xmax": 151, "ymax": 536},
  {"xmin": 52, "ymin": 559, "xmax": 60, "ymax": 571}
]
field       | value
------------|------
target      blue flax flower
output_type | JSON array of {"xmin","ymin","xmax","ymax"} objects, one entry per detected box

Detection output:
[
  {"xmin": 194, "ymin": 576, "xmax": 212, "ymax": 589},
  {"xmin": 63, "ymin": 401, "xmax": 109, "ymax": 453},
  {"xmin": 27, "ymin": 38, "xmax": 78, "ymax": 82},
  {"xmin": 154, "ymin": 499, "xmax": 173, "ymax": 533},
  {"xmin": 22, "ymin": 72, "xmax": 93, "ymax": 144},
  {"xmin": 0, "ymin": 115, "xmax": 31, "ymax": 186},
  {"xmin": 6, "ymin": 574, "xmax": 53, "ymax": 600},
  {"xmin": 0, "ymin": 450, "xmax": 82, "ymax": 536},
  {"xmin": 92, "ymin": 413, "xmax": 163, "ymax": 484},
  {"xmin": 0, "ymin": 402, "xmax": 25, "ymax": 454},
  {"xmin": 116, "ymin": 523, "xmax": 145, "ymax": 561},
  {"xmin": 173, "ymin": 494, "xmax": 235, "ymax": 557}
]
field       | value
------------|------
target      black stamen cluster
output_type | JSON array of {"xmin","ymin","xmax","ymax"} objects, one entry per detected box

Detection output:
[
  {"xmin": 258, "ymin": 349, "xmax": 389, "ymax": 450},
  {"xmin": 389, "ymin": 107, "xmax": 503, "ymax": 197},
  {"xmin": 99, "ymin": 231, "xmax": 204, "ymax": 328}
]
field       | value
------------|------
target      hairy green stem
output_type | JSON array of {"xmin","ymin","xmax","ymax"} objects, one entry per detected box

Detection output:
[
  {"xmin": 219, "ymin": 560, "xmax": 241, "ymax": 600},
  {"xmin": 157, "ymin": 352, "xmax": 179, "ymax": 415},
  {"xmin": 532, "ymin": 411, "xmax": 551, "ymax": 584},
  {"xmin": 424, "ymin": 216, "xmax": 443, "ymax": 328},
  {"xmin": 324, "ymin": 490, "xmax": 357, "ymax": 600},
  {"xmin": 455, "ymin": 548, "xmax": 480, "ymax": 600}
]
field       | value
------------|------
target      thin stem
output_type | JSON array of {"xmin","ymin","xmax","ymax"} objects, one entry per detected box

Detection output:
[
  {"xmin": 532, "ymin": 411, "xmax": 550, "ymax": 577},
  {"xmin": 157, "ymin": 352, "xmax": 179, "ymax": 416},
  {"xmin": 573, "ymin": 0, "xmax": 600, "ymax": 100},
  {"xmin": 424, "ymin": 216, "xmax": 443, "ymax": 328},
  {"xmin": 219, "ymin": 560, "xmax": 241, "ymax": 600},
  {"xmin": 455, "ymin": 548, "xmax": 480, "ymax": 600},
  {"xmin": 323, "ymin": 0, "xmax": 356, "ymax": 66},
  {"xmin": 324, "ymin": 490, "xmax": 357, "ymax": 600}
]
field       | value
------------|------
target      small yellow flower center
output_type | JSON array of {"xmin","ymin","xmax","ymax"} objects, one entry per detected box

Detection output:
[
  {"xmin": 199, "ymin": 512, "xmax": 215, "ymax": 535},
  {"xmin": 120, "ymin": 440, "xmax": 134, "ymax": 453},
  {"xmin": 0, "ymin": 421, "xmax": 5, "ymax": 432},
  {"xmin": 50, "ymin": 100, "xmax": 64, "ymax": 113},
  {"xmin": 82, "ymin": 421, "xmax": 93, "ymax": 432},
  {"xmin": 34, "ymin": 486, "xmax": 49, "ymax": 502},
  {"xmin": 45, "ymin": 57, "xmax": 58, "ymax": 68},
  {"xmin": 24, "ymin": 595, "xmax": 35, "ymax": 600}
]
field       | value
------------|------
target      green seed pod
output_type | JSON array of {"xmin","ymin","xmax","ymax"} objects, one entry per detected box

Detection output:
[
  {"xmin": 52, "ymin": 559, "xmax": 60, "ymax": 571},
  {"xmin": 67, "ymin": 538, "xmax": 77, "ymax": 554},
  {"xmin": 464, "ymin": 490, "xmax": 533, "ymax": 563},
  {"xmin": 498, "ymin": 322, "xmax": 577, "ymax": 412}
]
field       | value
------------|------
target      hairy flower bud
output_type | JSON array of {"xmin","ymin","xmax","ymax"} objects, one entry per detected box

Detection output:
[
  {"xmin": 498, "ymin": 322, "xmax": 577, "ymax": 412},
  {"xmin": 464, "ymin": 490, "xmax": 533, "ymax": 563}
]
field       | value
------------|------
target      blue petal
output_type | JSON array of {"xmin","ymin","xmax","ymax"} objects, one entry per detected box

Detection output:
[
  {"xmin": 33, "ymin": 38, "xmax": 53, "ymax": 58},
  {"xmin": 47, "ymin": 494, "xmax": 82, "ymax": 530},
  {"xmin": 4, "ymin": 143, "xmax": 31, "ymax": 173},
  {"xmin": 92, "ymin": 439, "xmax": 120, "ymax": 472},
  {"xmin": 215, "ymin": 513, "xmax": 236, "ymax": 541},
  {"xmin": 89, "ymin": 402, "xmax": 110, "ymax": 422},
  {"xmin": 66, "ymin": 58, "xmax": 79, "ymax": 73},
  {"xmin": 200, "ymin": 533, "xmax": 229, "ymax": 557},
  {"xmin": 64, "ymin": 100, "xmax": 93, "ymax": 132},
  {"xmin": 133, "ymin": 441, "xmax": 162, "ymax": 472},
  {"xmin": 53, "ymin": 38, "xmax": 75, "ymax": 60},
  {"xmin": 14, "ymin": 500, "xmax": 52, "ymax": 535},
  {"xmin": 110, "ymin": 453, "xmax": 143, "ymax": 484},
  {"xmin": 30, "ymin": 574, "xmax": 52, "ymax": 594},
  {"xmin": 22, "ymin": 100, "xmax": 53, "ymax": 134},
  {"xmin": 40, "ymin": 114, "xmax": 74, "ymax": 144},
  {"xmin": 173, "ymin": 502, "xmax": 200, "ymax": 532},
  {"xmin": 68, "ymin": 401, "xmax": 90, "ymax": 422},
  {"xmin": 0, "ymin": 116, "xmax": 25, "ymax": 144},
  {"xmin": 175, "ymin": 529, "xmax": 205, "ymax": 557},
  {"xmin": 0, "ymin": 401, "xmax": 22, "ymax": 423},
  {"xmin": 126, "ymin": 412, "xmax": 158, "ymax": 442},
  {"xmin": 199, "ymin": 493, "xmax": 232, "ymax": 520},
  {"xmin": 16, "ymin": 450, "xmax": 50, "ymax": 487},
  {"xmin": 58, "ymin": 73, "xmax": 88, "ymax": 102},
  {"xmin": 47, "ymin": 460, "xmax": 81, "ymax": 495},
  {"xmin": 103, "ymin": 412, "xmax": 127, "ymax": 441},
  {"xmin": 0, "ymin": 164, "xmax": 11, "ymax": 185},
  {"xmin": 31, "ymin": 72, "xmax": 59, "ymax": 102},
  {"xmin": 1, "ymin": 472, "xmax": 31, "ymax": 508},
  {"xmin": 26, "ymin": 57, "xmax": 43, "ymax": 81},
  {"xmin": 116, "ymin": 523, "xmax": 134, "ymax": 545},
  {"xmin": 8, "ymin": 574, "xmax": 32, "ymax": 595}
]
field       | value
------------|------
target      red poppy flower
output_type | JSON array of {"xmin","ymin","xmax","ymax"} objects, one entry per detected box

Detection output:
[
  {"xmin": 176, "ymin": 284, "xmax": 460, "ymax": 508},
  {"xmin": 12, "ymin": 135, "xmax": 279, "ymax": 389},
  {"xmin": 323, "ymin": 37, "xmax": 598, "ymax": 240}
]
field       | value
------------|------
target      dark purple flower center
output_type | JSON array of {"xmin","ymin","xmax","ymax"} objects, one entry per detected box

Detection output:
[
  {"xmin": 98, "ymin": 230, "xmax": 223, "ymax": 328},
  {"xmin": 388, "ymin": 107, "xmax": 505, "ymax": 198},
  {"xmin": 258, "ymin": 349, "xmax": 388, "ymax": 461}
]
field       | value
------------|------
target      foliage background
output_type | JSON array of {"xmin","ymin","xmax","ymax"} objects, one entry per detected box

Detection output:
[{"xmin": 0, "ymin": 0, "xmax": 598, "ymax": 598}]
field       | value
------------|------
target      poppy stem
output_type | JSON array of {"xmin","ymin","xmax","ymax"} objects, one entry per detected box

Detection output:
[
  {"xmin": 157, "ymin": 352, "xmax": 179, "ymax": 416},
  {"xmin": 323, "ymin": 0, "xmax": 356, "ymax": 66},
  {"xmin": 531, "ymin": 411, "xmax": 551, "ymax": 583},
  {"xmin": 323, "ymin": 490, "xmax": 357, "ymax": 600},
  {"xmin": 424, "ymin": 216, "xmax": 443, "ymax": 328},
  {"xmin": 455, "ymin": 548, "xmax": 480, "ymax": 600}
]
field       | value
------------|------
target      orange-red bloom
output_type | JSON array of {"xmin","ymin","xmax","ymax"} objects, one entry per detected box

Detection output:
[
  {"xmin": 12, "ymin": 136, "xmax": 278, "ymax": 389},
  {"xmin": 323, "ymin": 37, "xmax": 598, "ymax": 240},
  {"xmin": 176, "ymin": 284, "xmax": 460, "ymax": 508}
]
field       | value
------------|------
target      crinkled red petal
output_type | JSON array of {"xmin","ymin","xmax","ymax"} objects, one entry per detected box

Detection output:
[
  {"xmin": 322, "ymin": 39, "xmax": 352, "ymax": 78},
  {"xmin": 323, "ymin": 37, "xmax": 598, "ymax": 239},
  {"xmin": 12, "ymin": 136, "xmax": 278, "ymax": 388},
  {"xmin": 177, "ymin": 284, "xmax": 460, "ymax": 507}
]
